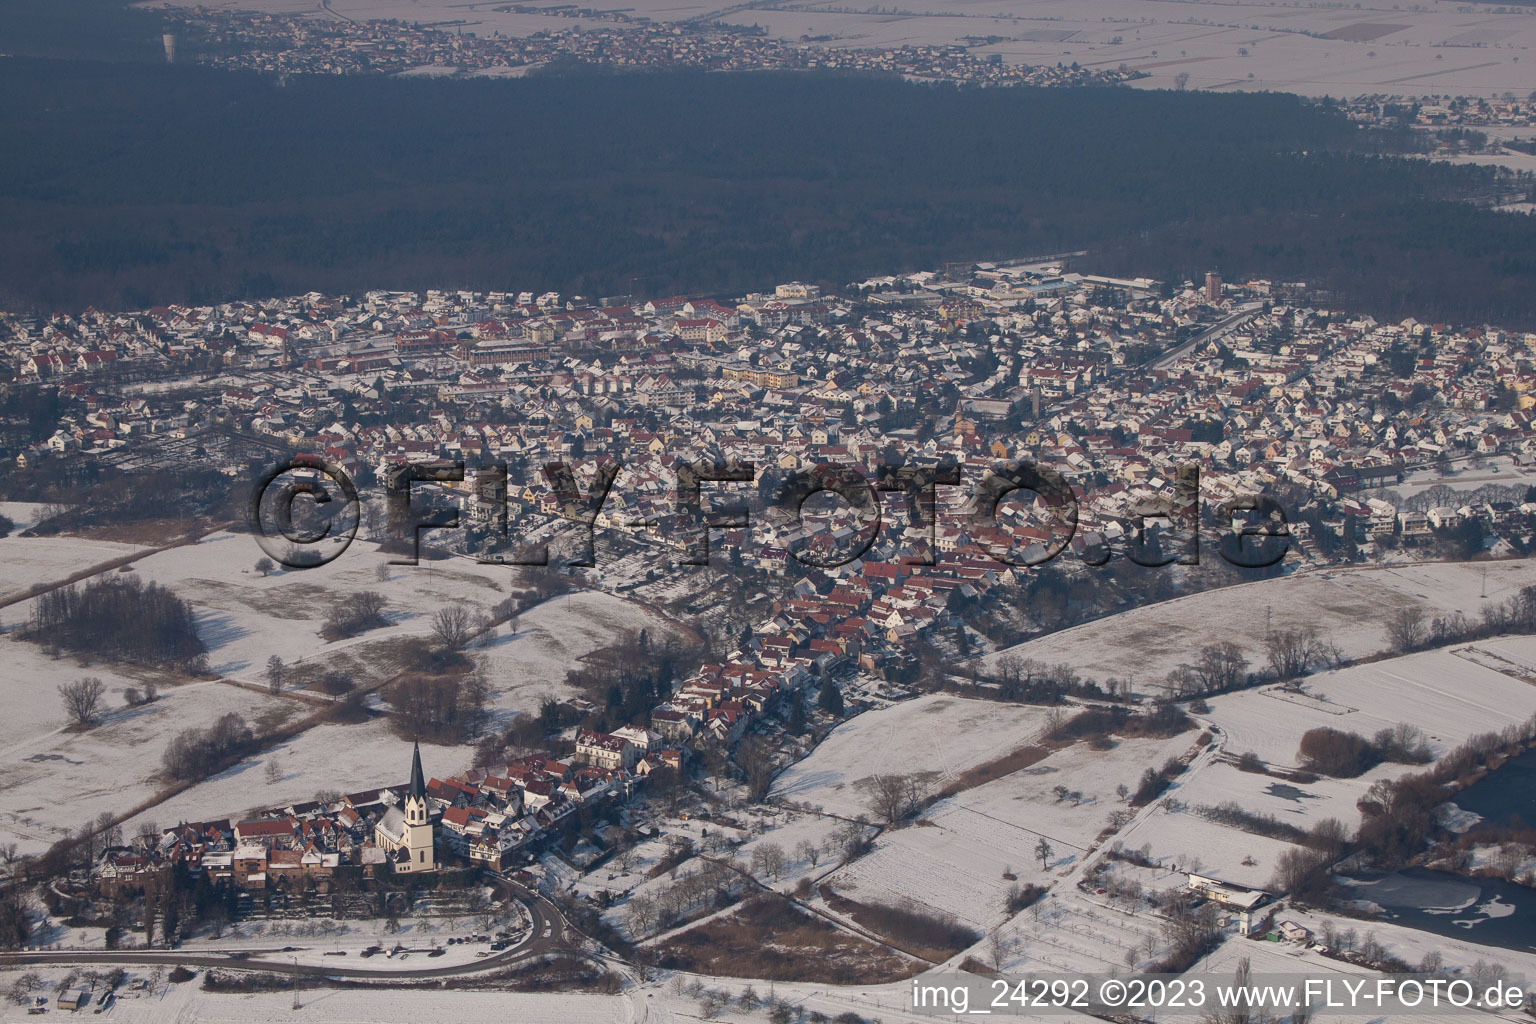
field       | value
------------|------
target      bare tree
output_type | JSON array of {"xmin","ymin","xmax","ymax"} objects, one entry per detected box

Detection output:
[
  {"xmin": 254, "ymin": 557, "xmax": 275, "ymax": 577},
  {"xmin": 1035, "ymin": 837, "xmax": 1054, "ymax": 870},
  {"xmin": 431, "ymin": 605, "xmax": 474, "ymax": 651},
  {"xmin": 1265, "ymin": 626, "xmax": 1323, "ymax": 682},
  {"xmin": 626, "ymin": 893, "xmax": 657, "ymax": 937},
  {"xmin": 1196, "ymin": 641, "xmax": 1249, "ymax": 692},
  {"xmin": 265, "ymin": 759, "xmax": 283, "ymax": 785},
  {"xmin": 855, "ymin": 772, "xmax": 936, "ymax": 825},
  {"xmin": 750, "ymin": 842, "xmax": 787, "ymax": 881},
  {"xmin": 265, "ymin": 655, "xmax": 284, "ymax": 695},
  {"xmin": 796, "ymin": 838, "xmax": 820, "ymax": 869},
  {"xmin": 59, "ymin": 677, "xmax": 107, "ymax": 727},
  {"xmin": 94, "ymin": 811, "xmax": 122, "ymax": 850},
  {"xmin": 987, "ymin": 926, "xmax": 1013, "ymax": 971},
  {"xmin": 1385, "ymin": 606, "xmax": 1428, "ymax": 654}
]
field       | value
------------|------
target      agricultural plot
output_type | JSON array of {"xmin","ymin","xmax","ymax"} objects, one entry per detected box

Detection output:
[
  {"xmin": 995, "ymin": 889, "xmax": 1166, "ymax": 975},
  {"xmin": 0, "ymin": 680, "xmax": 292, "ymax": 854},
  {"xmin": 771, "ymin": 694, "xmax": 1054, "ymax": 817},
  {"xmin": 0, "ymin": 532, "xmax": 149, "ymax": 604},
  {"xmin": 1206, "ymin": 645, "xmax": 1536, "ymax": 770},
  {"xmin": 981, "ymin": 561, "xmax": 1535, "ymax": 693},
  {"xmin": 1111, "ymin": 806, "xmax": 1300, "ymax": 892},
  {"xmin": 821, "ymin": 727, "xmax": 1194, "ymax": 931},
  {"xmin": 472, "ymin": 589, "xmax": 682, "ymax": 725},
  {"xmin": 828, "ymin": 816, "xmax": 1052, "ymax": 934}
]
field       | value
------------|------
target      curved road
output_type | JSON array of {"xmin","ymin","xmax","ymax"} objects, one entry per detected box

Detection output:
[{"xmin": 0, "ymin": 878, "xmax": 584, "ymax": 982}]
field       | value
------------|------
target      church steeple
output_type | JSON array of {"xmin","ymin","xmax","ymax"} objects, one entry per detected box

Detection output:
[{"xmin": 408, "ymin": 739, "xmax": 426, "ymax": 801}]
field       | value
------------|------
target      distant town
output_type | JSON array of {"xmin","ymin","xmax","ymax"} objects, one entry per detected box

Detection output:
[{"xmin": 160, "ymin": 5, "xmax": 1140, "ymax": 86}]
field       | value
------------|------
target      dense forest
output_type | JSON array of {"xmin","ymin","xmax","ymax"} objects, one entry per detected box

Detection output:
[{"xmin": 0, "ymin": 45, "xmax": 1534, "ymax": 322}]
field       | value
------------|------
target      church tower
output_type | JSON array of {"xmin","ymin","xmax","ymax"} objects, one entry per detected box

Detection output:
[{"xmin": 401, "ymin": 740, "xmax": 435, "ymax": 872}]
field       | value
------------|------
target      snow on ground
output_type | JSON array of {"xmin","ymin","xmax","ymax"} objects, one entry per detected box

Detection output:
[
  {"xmin": 981, "ymin": 560, "xmax": 1536, "ymax": 693},
  {"xmin": 771, "ymin": 694, "xmax": 1054, "ymax": 818},
  {"xmin": 78, "ymin": 531, "xmax": 517, "ymax": 680},
  {"xmin": 0, "ymin": 533, "xmax": 149, "ymax": 604},
  {"xmin": 1113, "ymin": 805, "xmax": 1299, "ymax": 892},
  {"xmin": 168, "ymin": 0, "xmax": 1536, "ymax": 98},
  {"xmin": 0, "ymin": 637, "xmax": 172, "ymax": 751},
  {"xmin": 829, "ymin": 820, "xmax": 1049, "ymax": 934},
  {"xmin": 1395, "ymin": 455, "xmax": 1536, "ymax": 498},
  {"xmin": 1168, "ymin": 760, "xmax": 1373, "ymax": 835},
  {"xmin": 0, "ymin": 681, "xmax": 292, "ymax": 854},
  {"xmin": 473, "ymin": 589, "xmax": 681, "ymax": 725},
  {"xmin": 993, "ymin": 888, "xmax": 1167, "ymax": 975},
  {"xmin": 9, "ymin": 977, "xmax": 630, "ymax": 1024},
  {"xmin": 827, "ymin": 731, "xmax": 1196, "ymax": 932},
  {"xmin": 1206, "ymin": 643, "xmax": 1536, "ymax": 770},
  {"xmin": 119, "ymin": 718, "xmax": 464, "ymax": 836},
  {"xmin": 949, "ymin": 732, "xmax": 1196, "ymax": 851},
  {"xmin": 0, "ymin": 500, "xmax": 58, "ymax": 533}
]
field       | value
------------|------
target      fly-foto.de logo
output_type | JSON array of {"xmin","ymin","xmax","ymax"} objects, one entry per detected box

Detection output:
[{"xmin": 249, "ymin": 454, "xmax": 1290, "ymax": 572}]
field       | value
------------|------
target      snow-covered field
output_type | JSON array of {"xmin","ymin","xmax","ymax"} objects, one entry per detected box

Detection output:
[
  {"xmin": 14, "ymin": 980, "xmax": 631, "ymax": 1024},
  {"xmin": 160, "ymin": 0, "xmax": 1536, "ymax": 98},
  {"xmin": 770, "ymin": 694, "xmax": 1054, "ymax": 817},
  {"xmin": 1395, "ymin": 455, "xmax": 1536, "ymax": 499},
  {"xmin": 981, "ymin": 560, "xmax": 1534, "ymax": 692},
  {"xmin": 0, "ymin": 528, "xmax": 681, "ymax": 852},
  {"xmin": 473, "ymin": 589, "xmax": 681, "ymax": 724},
  {"xmin": 827, "ymin": 731, "xmax": 1196, "ymax": 930},
  {"xmin": 117, "ymin": 718, "xmax": 464, "ymax": 838},
  {"xmin": 1206, "ymin": 643, "xmax": 1536, "ymax": 770},
  {"xmin": 0, "ymin": 533, "xmax": 149, "ymax": 604},
  {"xmin": 0, "ymin": 680, "xmax": 293, "ymax": 854}
]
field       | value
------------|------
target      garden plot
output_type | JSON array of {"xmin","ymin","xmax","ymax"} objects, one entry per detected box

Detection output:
[
  {"xmin": 980, "ymin": 561, "xmax": 1535, "ymax": 692},
  {"xmin": 0, "ymin": 681, "xmax": 291, "ymax": 854},
  {"xmin": 771, "ymin": 694, "xmax": 1054, "ymax": 817},
  {"xmin": 828, "ymin": 814, "xmax": 1058, "ymax": 933},
  {"xmin": 994, "ymin": 889, "xmax": 1167, "ymax": 975},
  {"xmin": 1206, "ymin": 645, "xmax": 1536, "ymax": 770},
  {"xmin": 119, "ymin": 718, "xmax": 463, "ymax": 836},
  {"xmin": 823, "ymin": 731, "xmax": 1196, "ymax": 931},
  {"xmin": 0, "ymin": 532, "xmax": 149, "ymax": 603},
  {"xmin": 732, "ymin": 811, "xmax": 847, "ymax": 890}
]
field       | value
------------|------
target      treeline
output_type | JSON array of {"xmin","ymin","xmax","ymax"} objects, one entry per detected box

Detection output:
[
  {"xmin": 0, "ymin": 457, "xmax": 256, "ymax": 532},
  {"xmin": 1296, "ymin": 723, "xmax": 1433, "ymax": 778},
  {"xmin": 31, "ymin": 575, "xmax": 206, "ymax": 669},
  {"xmin": 3, "ymin": 60, "xmax": 1536, "ymax": 325},
  {"xmin": 386, "ymin": 670, "xmax": 490, "ymax": 744},
  {"xmin": 1269, "ymin": 714, "xmax": 1536, "ymax": 906},
  {"xmin": 162, "ymin": 712, "xmax": 256, "ymax": 782}
]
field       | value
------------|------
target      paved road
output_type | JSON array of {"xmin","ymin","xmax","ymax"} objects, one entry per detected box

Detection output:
[
  {"xmin": 1150, "ymin": 302, "xmax": 1266, "ymax": 372},
  {"xmin": 0, "ymin": 877, "xmax": 582, "ymax": 981}
]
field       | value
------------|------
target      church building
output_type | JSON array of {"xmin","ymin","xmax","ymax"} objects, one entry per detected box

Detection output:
[{"xmin": 373, "ymin": 741, "xmax": 436, "ymax": 873}]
